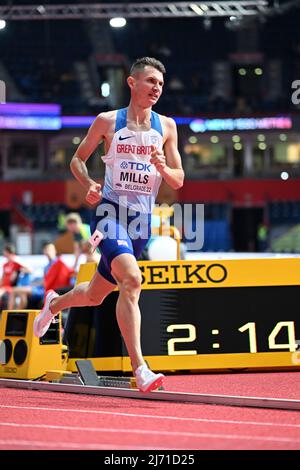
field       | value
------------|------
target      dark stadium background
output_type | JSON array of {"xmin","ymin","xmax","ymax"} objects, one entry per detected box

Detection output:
[{"xmin": 0, "ymin": 0, "xmax": 300, "ymax": 254}]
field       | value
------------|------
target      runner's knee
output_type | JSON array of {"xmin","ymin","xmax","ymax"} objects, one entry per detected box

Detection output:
[{"xmin": 120, "ymin": 270, "xmax": 142, "ymax": 297}]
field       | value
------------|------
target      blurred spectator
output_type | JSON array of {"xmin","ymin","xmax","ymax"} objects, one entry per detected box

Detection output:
[
  {"xmin": 0, "ymin": 243, "xmax": 32, "ymax": 309},
  {"xmin": 140, "ymin": 214, "xmax": 186, "ymax": 260},
  {"xmin": 65, "ymin": 212, "xmax": 90, "ymax": 241},
  {"xmin": 57, "ymin": 210, "xmax": 67, "ymax": 234},
  {"xmin": 65, "ymin": 212, "xmax": 91, "ymax": 267},
  {"xmin": 8, "ymin": 242, "xmax": 74, "ymax": 310},
  {"xmin": 257, "ymin": 223, "xmax": 269, "ymax": 252}
]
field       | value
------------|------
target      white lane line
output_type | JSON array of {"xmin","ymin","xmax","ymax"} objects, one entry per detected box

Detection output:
[
  {"xmin": 1, "ymin": 422, "xmax": 300, "ymax": 444},
  {"xmin": 0, "ymin": 404, "xmax": 299, "ymax": 429},
  {"xmin": 0, "ymin": 439, "xmax": 174, "ymax": 450}
]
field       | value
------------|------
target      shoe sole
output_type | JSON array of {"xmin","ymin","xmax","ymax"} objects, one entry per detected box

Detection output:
[
  {"xmin": 33, "ymin": 318, "xmax": 40, "ymax": 338},
  {"xmin": 141, "ymin": 375, "xmax": 164, "ymax": 393},
  {"xmin": 33, "ymin": 316, "xmax": 52, "ymax": 338},
  {"xmin": 33, "ymin": 290, "xmax": 56, "ymax": 338}
]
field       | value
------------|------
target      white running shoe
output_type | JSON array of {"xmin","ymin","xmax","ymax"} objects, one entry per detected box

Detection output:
[
  {"xmin": 33, "ymin": 290, "xmax": 59, "ymax": 338},
  {"xmin": 135, "ymin": 364, "xmax": 164, "ymax": 393}
]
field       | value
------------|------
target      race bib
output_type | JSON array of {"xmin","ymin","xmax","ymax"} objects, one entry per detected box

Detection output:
[
  {"xmin": 89, "ymin": 229, "xmax": 103, "ymax": 252},
  {"xmin": 112, "ymin": 159, "xmax": 157, "ymax": 195}
]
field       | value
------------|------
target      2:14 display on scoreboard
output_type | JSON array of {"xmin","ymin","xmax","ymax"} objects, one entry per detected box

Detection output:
[{"xmin": 166, "ymin": 321, "xmax": 298, "ymax": 355}]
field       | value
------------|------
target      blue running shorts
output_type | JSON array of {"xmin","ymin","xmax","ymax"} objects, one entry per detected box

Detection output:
[{"xmin": 90, "ymin": 198, "xmax": 151, "ymax": 284}]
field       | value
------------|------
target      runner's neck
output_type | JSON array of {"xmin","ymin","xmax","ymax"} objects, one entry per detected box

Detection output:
[{"xmin": 126, "ymin": 102, "xmax": 152, "ymax": 126}]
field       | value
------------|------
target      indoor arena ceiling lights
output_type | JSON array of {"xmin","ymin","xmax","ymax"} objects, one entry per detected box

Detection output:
[{"xmin": 0, "ymin": 2, "xmax": 269, "ymax": 20}]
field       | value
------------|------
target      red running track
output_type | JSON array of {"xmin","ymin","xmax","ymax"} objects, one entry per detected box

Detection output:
[{"xmin": 0, "ymin": 372, "xmax": 299, "ymax": 450}]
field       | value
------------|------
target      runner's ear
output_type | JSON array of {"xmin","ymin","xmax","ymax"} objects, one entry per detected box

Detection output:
[{"xmin": 127, "ymin": 76, "xmax": 135, "ymax": 90}]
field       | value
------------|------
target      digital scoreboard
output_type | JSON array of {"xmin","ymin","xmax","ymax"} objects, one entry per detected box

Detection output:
[{"xmin": 66, "ymin": 258, "xmax": 300, "ymax": 373}]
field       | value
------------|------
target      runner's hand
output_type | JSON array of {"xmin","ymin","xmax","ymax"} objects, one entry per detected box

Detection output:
[
  {"xmin": 85, "ymin": 183, "xmax": 102, "ymax": 205},
  {"xmin": 150, "ymin": 145, "xmax": 166, "ymax": 173}
]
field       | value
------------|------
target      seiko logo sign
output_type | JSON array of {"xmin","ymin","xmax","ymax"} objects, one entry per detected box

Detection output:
[{"xmin": 140, "ymin": 263, "xmax": 228, "ymax": 285}]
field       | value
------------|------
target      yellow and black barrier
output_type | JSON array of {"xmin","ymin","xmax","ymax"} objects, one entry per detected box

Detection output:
[
  {"xmin": 65, "ymin": 258, "xmax": 300, "ymax": 373},
  {"xmin": 0, "ymin": 309, "xmax": 65, "ymax": 379},
  {"xmin": 1, "ymin": 258, "xmax": 299, "ymax": 378}
]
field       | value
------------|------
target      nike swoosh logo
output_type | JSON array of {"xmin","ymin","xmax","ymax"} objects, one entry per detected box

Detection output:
[{"xmin": 119, "ymin": 135, "xmax": 133, "ymax": 141}]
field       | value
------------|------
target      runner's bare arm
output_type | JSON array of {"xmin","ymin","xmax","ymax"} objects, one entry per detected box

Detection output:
[
  {"xmin": 150, "ymin": 118, "xmax": 184, "ymax": 190},
  {"xmin": 70, "ymin": 114, "xmax": 108, "ymax": 189},
  {"xmin": 70, "ymin": 114, "xmax": 109, "ymax": 204}
]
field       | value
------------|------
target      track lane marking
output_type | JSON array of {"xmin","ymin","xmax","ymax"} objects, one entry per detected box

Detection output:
[
  {"xmin": 0, "ymin": 438, "xmax": 174, "ymax": 450},
  {"xmin": 0, "ymin": 404, "xmax": 299, "ymax": 429},
  {"xmin": 0, "ymin": 421, "xmax": 300, "ymax": 444}
]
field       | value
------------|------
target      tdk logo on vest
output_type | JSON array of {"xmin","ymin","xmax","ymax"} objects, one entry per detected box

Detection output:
[{"xmin": 120, "ymin": 161, "xmax": 151, "ymax": 172}]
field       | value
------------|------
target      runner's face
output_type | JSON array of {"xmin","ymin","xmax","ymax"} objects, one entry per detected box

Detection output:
[{"xmin": 131, "ymin": 66, "xmax": 164, "ymax": 107}]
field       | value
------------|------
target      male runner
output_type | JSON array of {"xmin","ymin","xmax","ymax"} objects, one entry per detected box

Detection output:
[{"xmin": 34, "ymin": 57, "xmax": 184, "ymax": 392}]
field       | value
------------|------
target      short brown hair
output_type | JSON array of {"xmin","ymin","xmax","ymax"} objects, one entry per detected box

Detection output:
[
  {"xmin": 130, "ymin": 57, "xmax": 166, "ymax": 76},
  {"xmin": 3, "ymin": 243, "xmax": 16, "ymax": 254}
]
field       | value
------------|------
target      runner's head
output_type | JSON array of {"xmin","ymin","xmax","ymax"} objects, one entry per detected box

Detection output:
[{"xmin": 128, "ymin": 57, "xmax": 165, "ymax": 108}]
